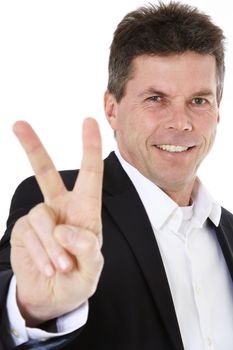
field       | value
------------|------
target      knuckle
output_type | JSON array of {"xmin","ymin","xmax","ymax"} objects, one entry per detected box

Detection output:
[
  {"xmin": 81, "ymin": 233, "xmax": 99, "ymax": 253},
  {"xmin": 89, "ymin": 250, "xmax": 104, "ymax": 269},
  {"xmin": 28, "ymin": 202, "xmax": 45, "ymax": 217},
  {"xmin": 12, "ymin": 215, "xmax": 26, "ymax": 231},
  {"xmin": 22, "ymin": 226, "xmax": 34, "ymax": 240},
  {"xmin": 28, "ymin": 202, "xmax": 54, "ymax": 223},
  {"xmin": 96, "ymin": 253, "xmax": 104, "ymax": 271},
  {"xmin": 11, "ymin": 215, "xmax": 30, "ymax": 243},
  {"xmin": 83, "ymin": 254, "xmax": 104, "ymax": 296}
]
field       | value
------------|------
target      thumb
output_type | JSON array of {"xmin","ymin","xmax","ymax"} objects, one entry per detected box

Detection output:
[{"xmin": 55, "ymin": 225, "xmax": 77, "ymax": 246}]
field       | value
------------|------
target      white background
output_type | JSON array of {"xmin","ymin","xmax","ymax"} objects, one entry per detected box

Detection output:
[{"xmin": 0, "ymin": 0, "xmax": 233, "ymax": 238}]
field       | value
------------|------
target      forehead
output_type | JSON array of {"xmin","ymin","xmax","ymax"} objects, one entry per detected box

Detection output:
[{"xmin": 127, "ymin": 52, "xmax": 217, "ymax": 96}]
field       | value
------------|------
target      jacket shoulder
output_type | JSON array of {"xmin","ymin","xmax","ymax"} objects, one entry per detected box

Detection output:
[{"xmin": 11, "ymin": 169, "xmax": 78, "ymax": 208}]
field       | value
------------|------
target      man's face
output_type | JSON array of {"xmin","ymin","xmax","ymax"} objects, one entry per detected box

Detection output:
[{"xmin": 105, "ymin": 52, "xmax": 219, "ymax": 197}]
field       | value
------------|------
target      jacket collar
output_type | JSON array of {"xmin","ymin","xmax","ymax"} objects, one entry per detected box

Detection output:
[
  {"xmin": 103, "ymin": 152, "xmax": 184, "ymax": 350},
  {"xmin": 215, "ymin": 209, "xmax": 233, "ymax": 282}
]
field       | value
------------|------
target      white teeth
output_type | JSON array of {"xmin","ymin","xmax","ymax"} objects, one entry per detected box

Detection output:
[{"xmin": 156, "ymin": 145, "xmax": 189, "ymax": 152}]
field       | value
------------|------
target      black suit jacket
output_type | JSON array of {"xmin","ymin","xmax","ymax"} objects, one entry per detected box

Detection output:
[{"xmin": 1, "ymin": 152, "xmax": 233, "ymax": 350}]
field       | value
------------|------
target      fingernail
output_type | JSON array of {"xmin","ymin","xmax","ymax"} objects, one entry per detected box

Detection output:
[
  {"xmin": 57, "ymin": 255, "xmax": 71, "ymax": 271},
  {"xmin": 44, "ymin": 264, "xmax": 54, "ymax": 277}
]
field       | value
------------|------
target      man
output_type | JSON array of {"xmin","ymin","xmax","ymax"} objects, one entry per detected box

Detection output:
[{"xmin": 0, "ymin": 2, "xmax": 232, "ymax": 349}]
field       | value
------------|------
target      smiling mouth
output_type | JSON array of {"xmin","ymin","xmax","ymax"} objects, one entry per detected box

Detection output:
[{"xmin": 155, "ymin": 144, "xmax": 194, "ymax": 153}]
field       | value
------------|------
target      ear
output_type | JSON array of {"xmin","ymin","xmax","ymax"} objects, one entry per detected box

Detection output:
[{"xmin": 104, "ymin": 90, "xmax": 118, "ymax": 131}]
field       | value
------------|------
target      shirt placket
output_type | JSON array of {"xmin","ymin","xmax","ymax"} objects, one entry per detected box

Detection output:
[{"xmin": 186, "ymin": 227, "xmax": 216, "ymax": 350}]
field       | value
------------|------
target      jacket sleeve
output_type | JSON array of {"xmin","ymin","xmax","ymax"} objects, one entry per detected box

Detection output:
[{"xmin": 0, "ymin": 172, "xmax": 80, "ymax": 350}]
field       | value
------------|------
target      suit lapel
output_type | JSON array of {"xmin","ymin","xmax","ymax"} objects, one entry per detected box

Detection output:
[
  {"xmin": 103, "ymin": 152, "xmax": 184, "ymax": 350},
  {"xmin": 215, "ymin": 209, "xmax": 233, "ymax": 282}
]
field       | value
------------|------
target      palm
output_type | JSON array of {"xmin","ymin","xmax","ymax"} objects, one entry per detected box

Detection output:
[{"xmin": 11, "ymin": 118, "xmax": 104, "ymax": 324}]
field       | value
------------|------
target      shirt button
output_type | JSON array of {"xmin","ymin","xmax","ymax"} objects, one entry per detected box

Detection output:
[
  {"xmin": 195, "ymin": 285, "xmax": 202, "ymax": 296},
  {"xmin": 207, "ymin": 337, "xmax": 213, "ymax": 347},
  {"xmin": 171, "ymin": 212, "xmax": 179, "ymax": 221},
  {"xmin": 10, "ymin": 328, "xmax": 20, "ymax": 338}
]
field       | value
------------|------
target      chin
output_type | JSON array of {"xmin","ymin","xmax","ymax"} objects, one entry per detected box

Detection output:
[{"xmin": 154, "ymin": 174, "xmax": 195, "ymax": 191}]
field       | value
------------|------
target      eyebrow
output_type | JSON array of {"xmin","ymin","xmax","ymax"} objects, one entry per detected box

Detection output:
[
  {"xmin": 137, "ymin": 87, "xmax": 215, "ymax": 99},
  {"xmin": 192, "ymin": 89, "xmax": 215, "ymax": 98},
  {"xmin": 137, "ymin": 88, "xmax": 168, "ymax": 98}
]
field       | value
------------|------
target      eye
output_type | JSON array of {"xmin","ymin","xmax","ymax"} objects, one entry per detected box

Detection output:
[
  {"xmin": 147, "ymin": 95, "xmax": 162, "ymax": 102},
  {"xmin": 191, "ymin": 97, "xmax": 207, "ymax": 106}
]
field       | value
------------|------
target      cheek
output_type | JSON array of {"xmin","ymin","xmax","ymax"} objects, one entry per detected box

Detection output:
[
  {"xmin": 208, "ymin": 116, "xmax": 218, "ymax": 139},
  {"xmin": 208, "ymin": 128, "xmax": 217, "ymax": 151},
  {"xmin": 200, "ymin": 121, "xmax": 218, "ymax": 153},
  {"xmin": 116, "ymin": 103, "xmax": 161, "ymax": 146}
]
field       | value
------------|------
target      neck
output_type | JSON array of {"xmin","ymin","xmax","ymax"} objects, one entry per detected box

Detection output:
[{"xmin": 161, "ymin": 180, "xmax": 196, "ymax": 207}]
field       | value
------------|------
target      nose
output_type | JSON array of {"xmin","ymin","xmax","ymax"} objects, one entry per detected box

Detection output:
[{"xmin": 165, "ymin": 101, "xmax": 192, "ymax": 132}]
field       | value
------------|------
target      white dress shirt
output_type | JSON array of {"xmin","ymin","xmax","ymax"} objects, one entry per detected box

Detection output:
[
  {"xmin": 7, "ymin": 149, "xmax": 233, "ymax": 349},
  {"xmin": 116, "ymin": 149, "xmax": 233, "ymax": 350}
]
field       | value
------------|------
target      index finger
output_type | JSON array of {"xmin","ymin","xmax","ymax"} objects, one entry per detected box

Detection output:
[
  {"xmin": 73, "ymin": 118, "xmax": 103, "ymax": 209},
  {"xmin": 13, "ymin": 121, "xmax": 66, "ymax": 204}
]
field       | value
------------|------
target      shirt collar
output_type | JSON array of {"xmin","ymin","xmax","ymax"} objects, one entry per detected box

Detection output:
[
  {"xmin": 191, "ymin": 178, "xmax": 221, "ymax": 227},
  {"xmin": 114, "ymin": 149, "xmax": 221, "ymax": 230}
]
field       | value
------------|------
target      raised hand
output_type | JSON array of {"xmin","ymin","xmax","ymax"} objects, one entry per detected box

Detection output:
[{"xmin": 10, "ymin": 118, "xmax": 104, "ymax": 326}]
